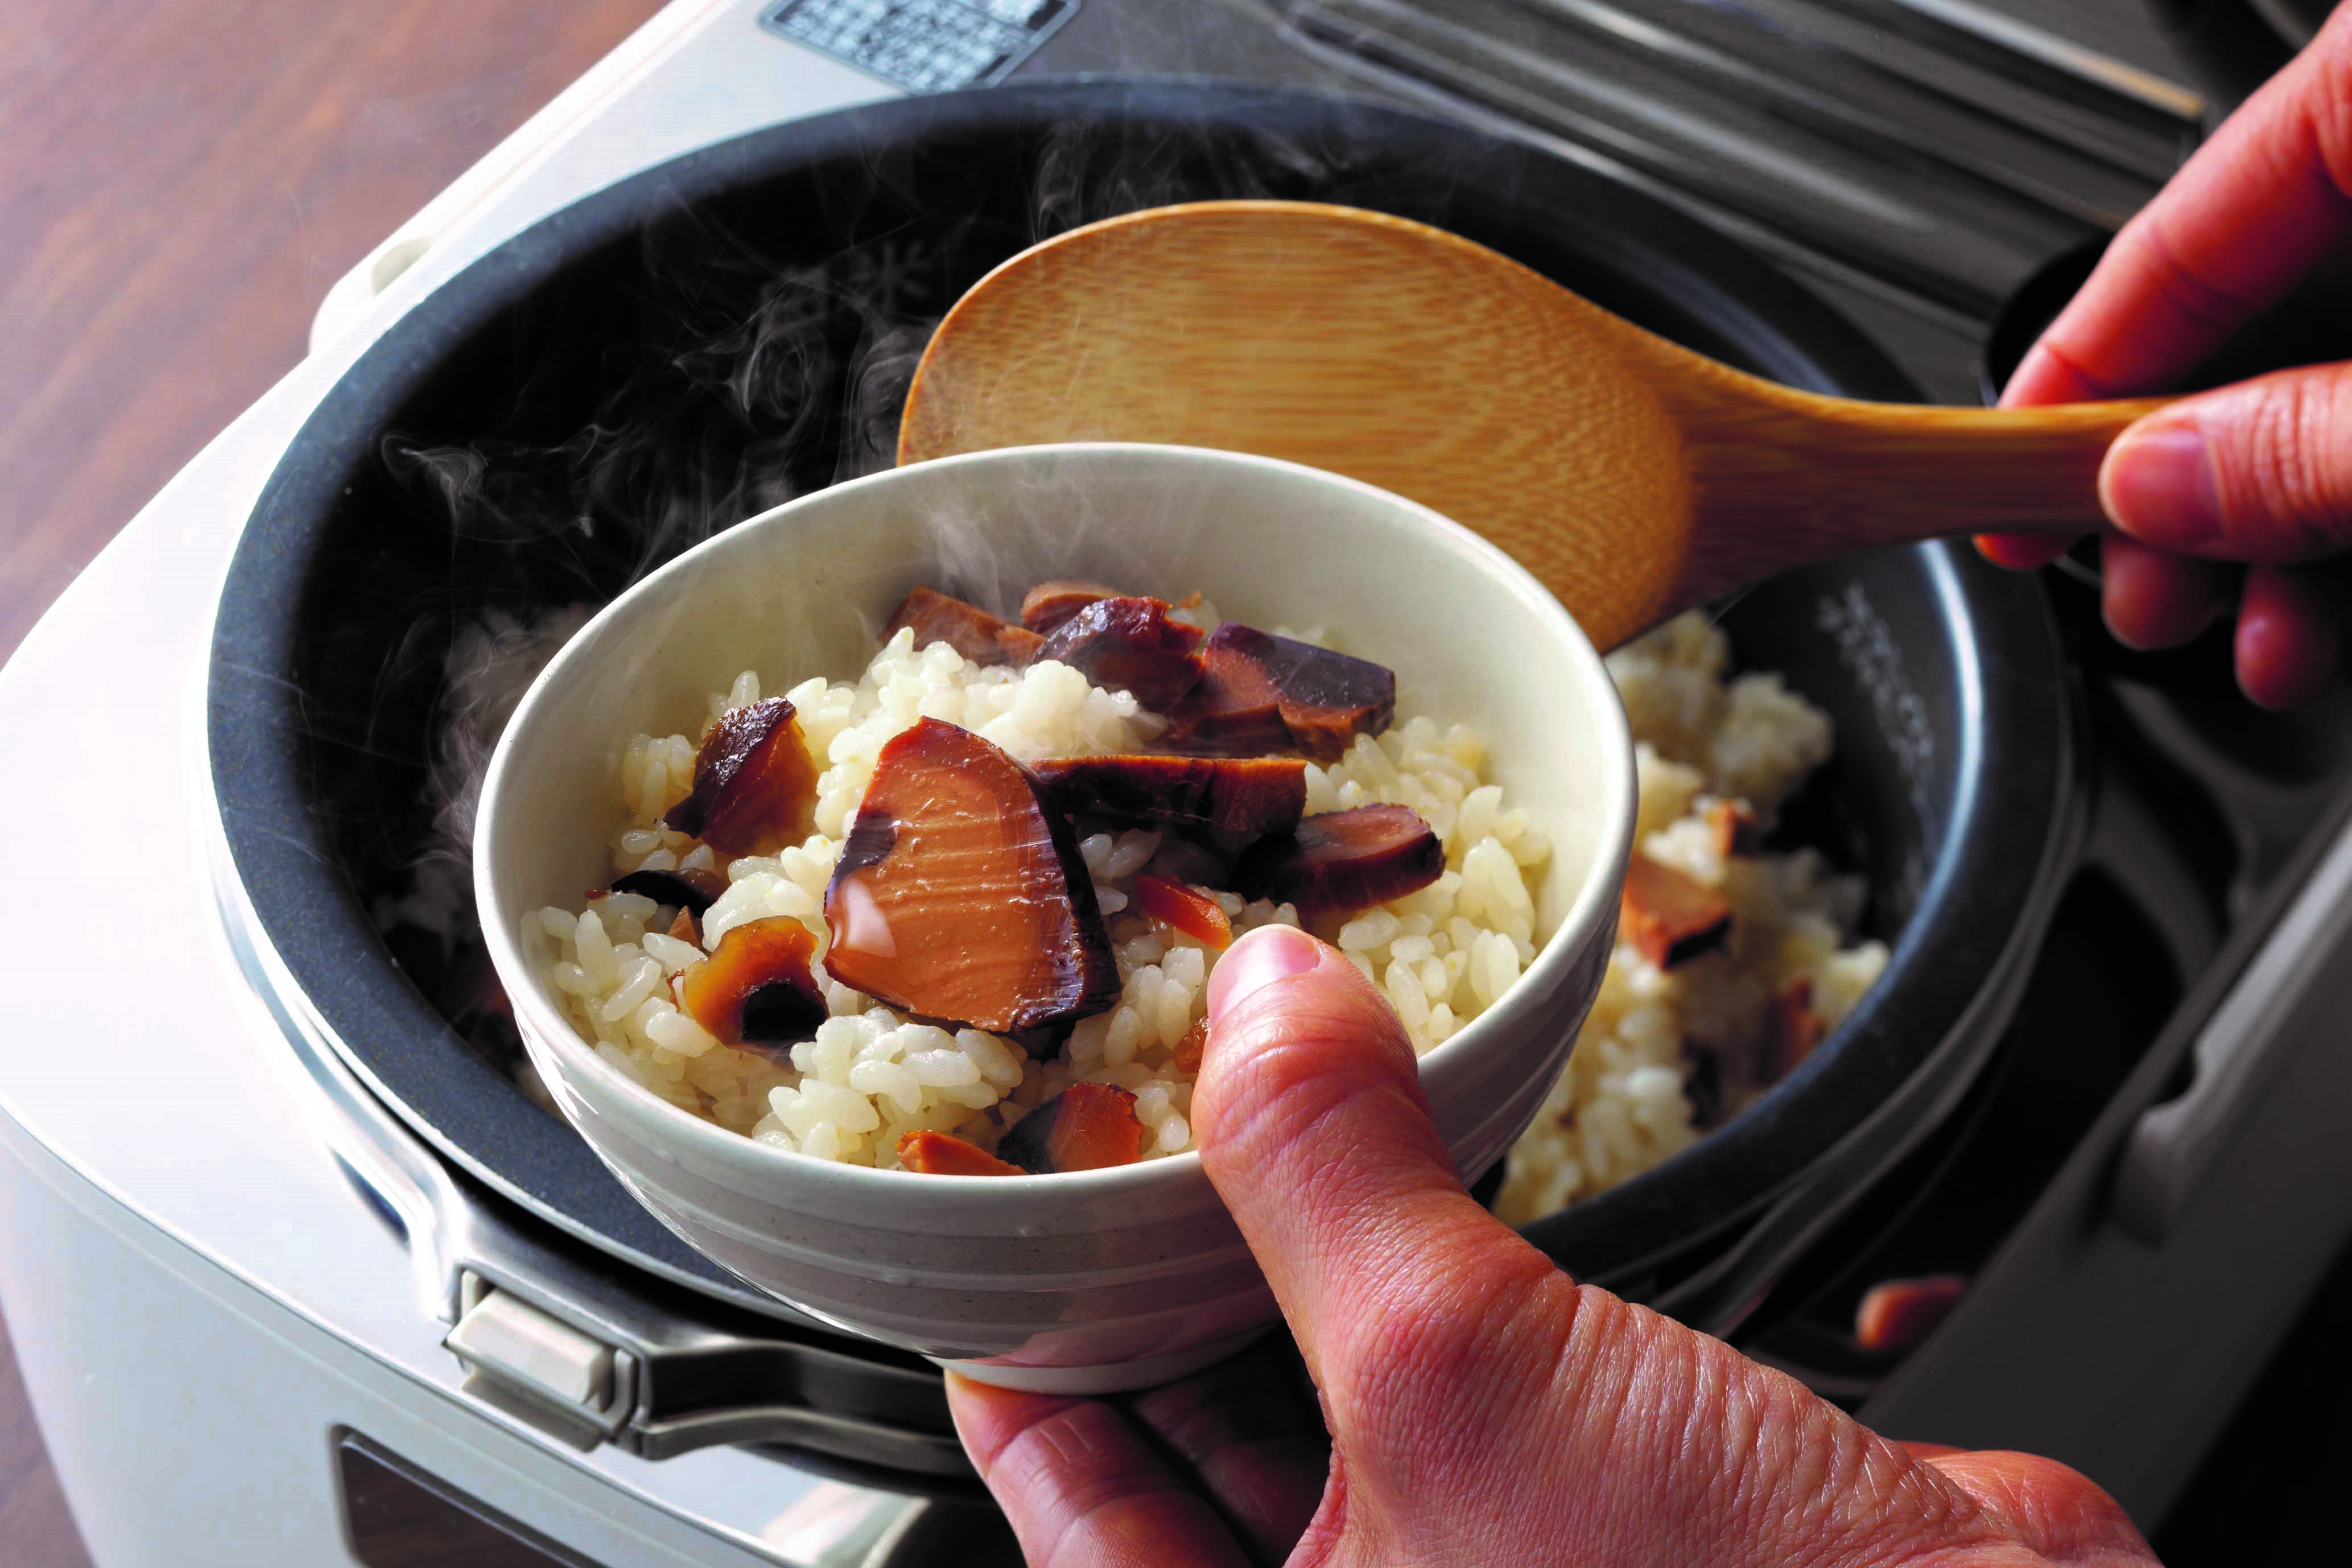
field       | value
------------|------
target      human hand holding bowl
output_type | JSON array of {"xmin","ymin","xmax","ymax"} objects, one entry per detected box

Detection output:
[{"xmin": 952, "ymin": 922, "xmax": 2159, "ymax": 1568}]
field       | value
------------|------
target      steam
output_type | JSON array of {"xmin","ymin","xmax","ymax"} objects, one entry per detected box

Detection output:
[
  {"xmin": 361, "ymin": 111, "xmax": 1384, "ymax": 1034},
  {"xmin": 368, "ymin": 232, "xmax": 956, "ymax": 966},
  {"xmin": 376, "ymin": 237, "xmax": 946, "ymax": 603},
  {"xmin": 1028, "ymin": 114, "xmax": 1340, "ymax": 243},
  {"xmin": 371, "ymin": 604, "xmax": 593, "ymax": 942}
]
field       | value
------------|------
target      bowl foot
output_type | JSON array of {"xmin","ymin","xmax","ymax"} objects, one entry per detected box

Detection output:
[{"xmin": 935, "ymin": 1326, "xmax": 1274, "ymax": 1394}]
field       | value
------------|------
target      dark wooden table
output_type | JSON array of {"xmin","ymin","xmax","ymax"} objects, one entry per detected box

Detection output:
[{"xmin": 0, "ymin": 2, "xmax": 664, "ymax": 1559}]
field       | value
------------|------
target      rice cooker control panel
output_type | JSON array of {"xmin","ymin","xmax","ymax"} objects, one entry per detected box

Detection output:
[{"xmin": 758, "ymin": 0, "xmax": 1078, "ymax": 92}]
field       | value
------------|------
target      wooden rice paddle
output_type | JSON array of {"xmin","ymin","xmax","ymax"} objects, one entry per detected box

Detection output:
[{"xmin": 897, "ymin": 201, "xmax": 2169, "ymax": 650}]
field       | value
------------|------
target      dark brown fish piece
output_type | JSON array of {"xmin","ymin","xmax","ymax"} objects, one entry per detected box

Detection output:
[
  {"xmin": 1232, "ymin": 803, "xmax": 1443, "ymax": 916},
  {"xmin": 1619, "ymin": 855, "xmax": 1732, "ymax": 969},
  {"xmin": 1144, "ymin": 832, "xmax": 1242, "ymax": 892},
  {"xmin": 610, "ymin": 866, "xmax": 730, "ymax": 915},
  {"xmin": 883, "ymin": 586, "xmax": 1045, "ymax": 667},
  {"xmin": 897, "ymin": 1129, "xmax": 1025, "ymax": 1177},
  {"xmin": 1173, "ymin": 1018, "xmax": 1210, "ymax": 1073},
  {"xmin": 677, "ymin": 916, "xmax": 829, "ymax": 1061},
  {"xmin": 1020, "ymin": 579, "xmax": 1127, "ymax": 635},
  {"xmin": 662, "ymin": 697, "xmax": 819, "ymax": 857},
  {"xmin": 1706, "ymin": 799, "xmax": 1765, "ymax": 858},
  {"xmin": 1762, "ymin": 976, "xmax": 1829, "ymax": 1078},
  {"xmin": 996, "ymin": 1083, "xmax": 1146, "ymax": 1173},
  {"xmin": 1132, "ymin": 874, "xmax": 1233, "ymax": 949},
  {"xmin": 1033, "ymin": 596, "xmax": 1205, "ymax": 711},
  {"xmin": 1163, "ymin": 623, "xmax": 1394, "ymax": 764},
  {"xmin": 1030, "ymin": 754, "xmax": 1307, "ymax": 838},
  {"xmin": 822, "ymin": 719, "xmax": 1119, "ymax": 1033}
]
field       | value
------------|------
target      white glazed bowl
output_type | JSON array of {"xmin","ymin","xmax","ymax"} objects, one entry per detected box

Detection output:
[{"xmin": 477, "ymin": 443, "xmax": 1633, "ymax": 1392}]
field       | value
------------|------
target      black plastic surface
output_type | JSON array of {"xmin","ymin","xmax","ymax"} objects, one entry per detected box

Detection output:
[
  {"xmin": 208, "ymin": 80, "xmax": 2072, "ymax": 1305},
  {"xmin": 337, "ymin": 1430, "xmax": 604, "ymax": 1567}
]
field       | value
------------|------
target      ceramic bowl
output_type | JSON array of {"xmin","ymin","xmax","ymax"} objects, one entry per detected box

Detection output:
[{"xmin": 476, "ymin": 442, "xmax": 1633, "ymax": 1393}]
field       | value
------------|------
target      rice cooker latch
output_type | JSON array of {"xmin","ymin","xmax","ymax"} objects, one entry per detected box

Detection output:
[{"xmin": 213, "ymin": 856, "xmax": 968, "ymax": 1474}]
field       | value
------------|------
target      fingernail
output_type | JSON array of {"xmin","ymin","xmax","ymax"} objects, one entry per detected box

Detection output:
[
  {"xmin": 1997, "ymin": 343, "xmax": 2056, "ymax": 406},
  {"xmin": 2105, "ymin": 424, "xmax": 2223, "ymax": 552},
  {"xmin": 1206, "ymin": 924, "xmax": 1321, "ymax": 1024}
]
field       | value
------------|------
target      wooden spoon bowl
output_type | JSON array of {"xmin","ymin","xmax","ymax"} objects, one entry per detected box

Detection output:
[{"xmin": 898, "ymin": 201, "xmax": 2164, "ymax": 649}]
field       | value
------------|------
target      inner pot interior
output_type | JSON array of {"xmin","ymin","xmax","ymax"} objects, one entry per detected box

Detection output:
[{"xmin": 209, "ymin": 80, "xmax": 2064, "ymax": 1311}]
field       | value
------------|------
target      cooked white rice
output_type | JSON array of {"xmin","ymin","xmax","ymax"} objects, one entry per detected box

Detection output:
[
  {"xmin": 525, "ymin": 617, "xmax": 1552, "ymax": 1170},
  {"xmin": 1493, "ymin": 612, "xmax": 1890, "ymax": 1223}
]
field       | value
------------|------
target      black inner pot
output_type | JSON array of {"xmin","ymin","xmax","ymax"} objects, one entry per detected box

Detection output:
[{"xmin": 208, "ymin": 80, "xmax": 2074, "ymax": 1316}]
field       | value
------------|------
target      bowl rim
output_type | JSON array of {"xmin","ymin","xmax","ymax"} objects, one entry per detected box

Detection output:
[{"xmin": 475, "ymin": 439, "xmax": 1636, "ymax": 1206}]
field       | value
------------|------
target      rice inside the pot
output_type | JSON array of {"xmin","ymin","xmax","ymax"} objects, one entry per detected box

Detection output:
[{"xmin": 1493, "ymin": 612, "xmax": 1889, "ymax": 1222}]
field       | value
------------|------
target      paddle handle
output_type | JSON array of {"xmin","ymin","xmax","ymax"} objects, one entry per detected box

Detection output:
[{"xmin": 1661, "ymin": 393, "xmax": 2175, "ymax": 609}]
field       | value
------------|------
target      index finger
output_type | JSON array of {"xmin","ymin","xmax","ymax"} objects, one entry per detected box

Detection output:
[
  {"xmin": 945, "ymin": 1375, "xmax": 1254, "ymax": 1568},
  {"xmin": 1123, "ymin": 1335, "xmax": 1331, "ymax": 1565},
  {"xmin": 2013, "ymin": 13, "xmax": 2352, "ymax": 404}
]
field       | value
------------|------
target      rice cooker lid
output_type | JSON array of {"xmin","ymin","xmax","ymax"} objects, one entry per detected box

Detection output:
[{"xmin": 206, "ymin": 79, "xmax": 2063, "ymax": 1309}]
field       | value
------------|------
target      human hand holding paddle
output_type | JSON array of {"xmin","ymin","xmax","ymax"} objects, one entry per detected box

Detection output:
[{"xmin": 1983, "ymin": 7, "xmax": 2352, "ymax": 708}]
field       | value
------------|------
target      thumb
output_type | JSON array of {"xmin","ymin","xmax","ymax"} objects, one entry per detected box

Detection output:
[
  {"xmin": 2102, "ymin": 362, "xmax": 2352, "ymax": 562},
  {"xmin": 1192, "ymin": 925, "xmax": 1561, "ymax": 1394},
  {"xmin": 1189, "ymin": 930, "xmax": 2114, "ymax": 1567}
]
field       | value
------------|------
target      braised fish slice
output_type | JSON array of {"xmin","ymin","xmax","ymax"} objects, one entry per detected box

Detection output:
[
  {"xmin": 997, "ymin": 1082, "xmax": 1146, "ymax": 1173},
  {"xmin": 883, "ymin": 585, "xmax": 1045, "ymax": 667},
  {"xmin": 1619, "ymin": 854, "xmax": 1732, "ymax": 969},
  {"xmin": 1132, "ymin": 873, "xmax": 1233, "ymax": 948},
  {"xmin": 1030, "ymin": 754, "xmax": 1306, "ymax": 838},
  {"xmin": 897, "ymin": 1129, "xmax": 1025, "ymax": 1176},
  {"xmin": 1020, "ymin": 579, "xmax": 1128, "ymax": 634},
  {"xmin": 1163, "ymin": 623, "xmax": 1394, "ymax": 764},
  {"xmin": 822, "ymin": 719, "xmax": 1120, "ymax": 1033},
  {"xmin": 678, "ymin": 916, "xmax": 829, "ymax": 1063},
  {"xmin": 610, "ymin": 866, "xmax": 729, "ymax": 915},
  {"xmin": 663, "ymin": 697, "xmax": 819, "ymax": 856},
  {"xmin": 1033, "ymin": 596, "xmax": 1205, "ymax": 711},
  {"xmin": 1233, "ymin": 803, "xmax": 1443, "ymax": 915}
]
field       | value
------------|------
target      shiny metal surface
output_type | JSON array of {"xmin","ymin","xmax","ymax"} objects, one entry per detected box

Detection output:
[
  {"xmin": 1266, "ymin": 0, "xmax": 2205, "ymax": 403},
  {"xmin": 0, "ymin": 1113, "xmax": 914, "ymax": 1567},
  {"xmin": 2114, "ymin": 810, "xmax": 2352, "ymax": 1242},
  {"xmin": 213, "ymin": 833, "xmax": 964, "ymax": 1471},
  {"xmin": 0, "ymin": 3, "xmax": 942, "ymax": 1560},
  {"xmin": 1281, "ymin": 0, "xmax": 2201, "ymax": 319},
  {"xmin": 1864, "ymin": 771, "xmax": 2352, "ymax": 1522}
]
